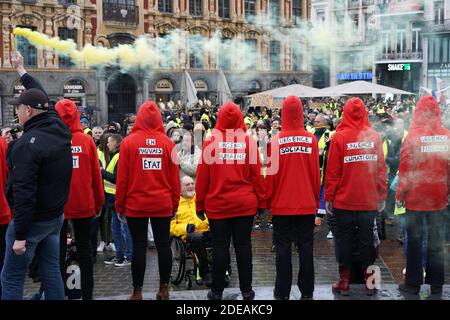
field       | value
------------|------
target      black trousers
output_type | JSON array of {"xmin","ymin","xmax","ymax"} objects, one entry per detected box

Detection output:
[
  {"xmin": 127, "ymin": 217, "xmax": 171, "ymax": 288},
  {"xmin": 208, "ymin": 215, "xmax": 254, "ymax": 294},
  {"xmin": 0, "ymin": 223, "xmax": 8, "ymax": 297},
  {"xmin": 90, "ymin": 217, "xmax": 99, "ymax": 259},
  {"xmin": 187, "ymin": 232, "xmax": 210, "ymax": 276},
  {"xmin": 272, "ymin": 215, "xmax": 315, "ymax": 297},
  {"xmin": 334, "ymin": 209, "xmax": 377, "ymax": 270},
  {"xmin": 60, "ymin": 217, "xmax": 94, "ymax": 300},
  {"xmin": 405, "ymin": 210, "xmax": 445, "ymax": 287}
]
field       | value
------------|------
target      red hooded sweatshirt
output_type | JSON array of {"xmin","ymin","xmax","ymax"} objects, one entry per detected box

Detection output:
[
  {"xmin": 325, "ymin": 97, "xmax": 387, "ymax": 211},
  {"xmin": 267, "ymin": 96, "xmax": 321, "ymax": 215},
  {"xmin": 115, "ymin": 101, "xmax": 180, "ymax": 218},
  {"xmin": 55, "ymin": 99, "xmax": 104, "ymax": 219},
  {"xmin": 0, "ymin": 138, "xmax": 11, "ymax": 225},
  {"xmin": 196, "ymin": 102, "xmax": 266, "ymax": 220},
  {"xmin": 396, "ymin": 96, "xmax": 450, "ymax": 211}
]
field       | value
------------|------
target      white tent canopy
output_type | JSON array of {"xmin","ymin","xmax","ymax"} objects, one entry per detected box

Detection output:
[
  {"xmin": 319, "ymin": 80, "xmax": 414, "ymax": 96},
  {"xmin": 248, "ymin": 84, "xmax": 325, "ymax": 107},
  {"xmin": 248, "ymin": 84, "xmax": 324, "ymax": 99}
]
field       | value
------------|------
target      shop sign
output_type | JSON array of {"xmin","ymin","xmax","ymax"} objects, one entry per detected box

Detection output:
[
  {"xmin": 389, "ymin": 0, "xmax": 423, "ymax": 14},
  {"xmin": 336, "ymin": 72, "xmax": 373, "ymax": 81},
  {"xmin": 194, "ymin": 80, "xmax": 208, "ymax": 92},
  {"xmin": 387, "ymin": 63, "xmax": 411, "ymax": 71},
  {"xmin": 155, "ymin": 79, "xmax": 173, "ymax": 92},
  {"xmin": 64, "ymin": 81, "xmax": 85, "ymax": 94}
]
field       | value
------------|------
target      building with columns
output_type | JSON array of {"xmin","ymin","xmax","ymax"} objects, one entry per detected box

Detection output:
[
  {"xmin": 374, "ymin": 0, "xmax": 424, "ymax": 93},
  {"xmin": 0, "ymin": 0, "xmax": 312, "ymax": 125},
  {"xmin": 310, "ymin": 1, "xmax": 448, "ymax": 95}
]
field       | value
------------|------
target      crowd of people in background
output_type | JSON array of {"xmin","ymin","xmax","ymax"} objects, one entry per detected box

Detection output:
[{"xmin": 0, "ymin": 51, "xmax": 448, "ymax": 301}]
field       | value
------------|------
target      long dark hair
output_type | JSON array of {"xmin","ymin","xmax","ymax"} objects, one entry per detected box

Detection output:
[{"xmin": 99, "ymin": 133, "xmax": 112, "ymax": 164}]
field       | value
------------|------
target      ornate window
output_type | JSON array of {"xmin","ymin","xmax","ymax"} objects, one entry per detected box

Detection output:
[
  {"xmin": 218, "ymin": 0, "xmax": 230, "ymax": 19},
  {"xmin": 189, "ymin": 0, "xmax": 202, "ymax": 17},
  {"xmin": 158, "ymin": 0, "xmax": 172, "ymax": 14},
  {"xmin": 17, "ymin": 26, "xmax": 37, "ymax": 67},
  {"xmin": 270, "ymin": 40, "xmax": 281, "ymax": 71},
  {"xmin": 58, "ymin": 27, "xmax": 77, "ymax": 68}
]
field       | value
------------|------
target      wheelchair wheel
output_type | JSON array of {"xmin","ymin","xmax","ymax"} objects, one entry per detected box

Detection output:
[
  {"xmin": 170, "ymin": 237, "xmax": 186, "ymax": 285},
  {"xmin": 226, "ymin": 262, "xmax": 232, "ymax": 277},
  {"xmin": 185, "ymin": 274, "xmax": 192, "ymax": 289}
]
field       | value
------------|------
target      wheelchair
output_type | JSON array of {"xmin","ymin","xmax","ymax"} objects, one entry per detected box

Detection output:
[{"xmin": 170, "ymin": 235, "xmax": 232, "ymax": 289}]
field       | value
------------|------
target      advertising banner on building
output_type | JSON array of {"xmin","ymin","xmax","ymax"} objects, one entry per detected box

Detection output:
[{"xmin": 389, "ymin": 0, "xmax": 424, "ymax": 13}]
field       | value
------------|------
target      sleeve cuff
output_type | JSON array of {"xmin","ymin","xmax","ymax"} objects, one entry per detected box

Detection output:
[
  {"xmin": 116, "ymin": 206, "xmax": 124, "ymax": 214},
  {"xmin": 196, "ymin": 201, "xmax": 205, "ymax": 211},
  {"xmin": 258, "ymin": 199, "xmax": 267, "ymax": 209},
  {"xmin": 20, "ymin": 73, "xmax": 31, "ymax": 85},
  {"xmin": 14, "ymin": 231, "xmax": 26, "ymax": 241}
]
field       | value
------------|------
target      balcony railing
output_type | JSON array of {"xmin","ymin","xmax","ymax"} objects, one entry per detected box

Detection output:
[
  {"xmin": 362, "ymin": 0, "xmax": 374, "ymax": 6},
  {"xmin": 336, "ymin": 32, "xmax": 378, "ymax": 46},
  {"xmin": 379, "ymin": 51, "xmax": 423, "ymax": 61},
  {"xmin": 58, "ymin": 0, "xmax": 77, "ymax": 5},
  {"xmin": 103, "ymin": 3, "xmax": 139, "ymax": 26}
]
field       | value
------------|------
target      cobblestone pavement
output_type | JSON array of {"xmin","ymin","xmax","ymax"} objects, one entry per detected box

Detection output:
[{"xmin": 22, "ymin": 217, "xmax": 450, "ymax": 300}]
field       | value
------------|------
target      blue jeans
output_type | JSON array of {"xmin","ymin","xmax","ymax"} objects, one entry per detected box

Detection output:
[
  {"xmin": 111, "ymin": 208, "xmax": 133, "ymax": 259},
  {"xmin": 400, "ymin": 214, "xmax": 427, "ymax": 267},
  {"xmin": 1, "ymin": 215, "xmax": 64, "ymax": 300},
  {"xmin": 404, "ymin": 211, "xmax": 444, "ymax": 286}
]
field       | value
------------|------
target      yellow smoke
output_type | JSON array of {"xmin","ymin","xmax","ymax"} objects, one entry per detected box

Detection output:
[
  {"xmin": 14, "ymin": 27, "xmax": 76, "ymax": 55},
  {"xmin": 13, "ymin": 27, "xmax": 159, "ymax": 69}
]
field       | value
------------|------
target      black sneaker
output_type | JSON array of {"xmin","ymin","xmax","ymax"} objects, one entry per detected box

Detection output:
[
  {"xmin": 207, "ymin": 290, "xmax": 222, "ymax": 300},
  {"xmin": 242, "ymin": 289, "xmax": 255, "ymax": 300},
  {"xmin": 104, "ymin": 256, "xmax": 119, "ymax": 265},
  {"xmin": 398, "ymin": 283, "xmax": 420, "ymax": 295},
  {"xmin": 300, "ymin": 293, "xmax": 313, "ymax": 300},
  {"xmin": 273, "ymin": 289, "xmax": 289, "ymax": 300},
  {"xmin": 202, "ymin": 273, "xmax": 212, "ymax": 288},
  {"xmin": 114, "ymin": 257, "xmax": 131, "ymax": 267}
]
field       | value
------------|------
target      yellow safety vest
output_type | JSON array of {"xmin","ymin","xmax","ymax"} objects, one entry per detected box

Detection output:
[
  {"xmin": 104, "ymin": 153, "xmax": 119, "ymax": 195},
  {"xmin": 394, "ymin": 203, "xmax": 406, "ymax": 215},
  {"xmin": 383, "ymin": 139, "xmax": 390, "ymax": 176},
  {"xmin": 319, "ymin": 130, "xmax": 335, "ymax": 184},
  {"xmin": 383, "ymin": 139, "xmax": 390, "ymax": 159},
  {"xmin": 98, "ymin": 149, "xmax": 106, "ymax": 169},
  {"xmin": 393, "ymin": 171, "xmax": 406, "ymax": 215},
  {"xmin": 306, "ymin": 125, "xmax": 315, "ymax": 134},
  {"xmin": 318, "ymin": 129, "xmax": 334, "ymax": 151}
]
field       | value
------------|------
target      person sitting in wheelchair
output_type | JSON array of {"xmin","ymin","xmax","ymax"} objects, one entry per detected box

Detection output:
[{"xmin": 170, "ymin": 176, "xmax": 212, "ymax": 287}]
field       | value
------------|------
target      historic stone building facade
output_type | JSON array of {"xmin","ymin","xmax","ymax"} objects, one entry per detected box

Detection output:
[{"xmin": 0, "ymin": 0, "xmax": 312, "ymax": 125}]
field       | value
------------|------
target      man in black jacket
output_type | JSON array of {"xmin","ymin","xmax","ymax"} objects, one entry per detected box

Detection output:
[{"xmin": 1, "ymin": 52, "xmax": 73, "ymax": 300}]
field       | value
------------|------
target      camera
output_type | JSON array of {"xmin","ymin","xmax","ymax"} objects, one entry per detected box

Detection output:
[{"xmin": 10, "ymin": 126, "xmax": 23, "ymax": 140}]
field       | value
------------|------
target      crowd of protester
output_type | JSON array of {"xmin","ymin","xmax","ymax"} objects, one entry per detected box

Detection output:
[{"xmin": 0, "ymin": 51, "xmax": 448, "ymax": 300}]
